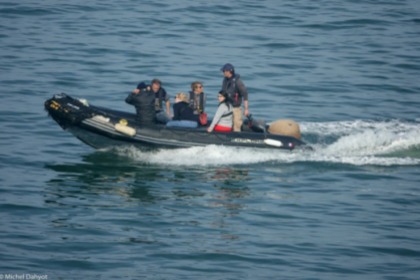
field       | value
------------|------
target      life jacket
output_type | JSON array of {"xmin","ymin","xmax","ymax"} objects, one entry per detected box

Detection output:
[
  {"xmin": 189, "ymin": 91, "xmax": 205, "ymax": 113},
  {"xmin": 224, "ymin": 75, "xmax": 241, "ymax": 107},
  {"xmin": 154, "ymin": 88, "xmax": 166, "ymax": 111}
]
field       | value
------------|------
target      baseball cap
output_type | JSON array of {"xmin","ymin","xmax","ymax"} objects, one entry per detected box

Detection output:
[{"xmin": 220, "ymin": 63, "xmax": 234, "ymax": 72}]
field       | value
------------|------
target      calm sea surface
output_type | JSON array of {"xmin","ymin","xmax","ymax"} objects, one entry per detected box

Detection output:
[{"xmin": 1, "ymin": 1, "xmax": 420, "ymax": 279}]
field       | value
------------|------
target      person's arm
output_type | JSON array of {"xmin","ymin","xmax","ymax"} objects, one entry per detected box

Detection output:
[
  {"xmin": 125, "ymin": 92, "xmax": 136, "ymax": 104},
  {"xmin": 243, "ymin": 100, "xmax": 249, "ymax": 116},
  {"xmin": 161, "ymin": 89, "xmax": 171, "ymax": 116},
  {"xmin": 237, "ymin": 79, "xmax": 249, "ymax": 116},
  {"xmin": 166, "ymin": 100, "xmax": 171, "ymax": 116}
]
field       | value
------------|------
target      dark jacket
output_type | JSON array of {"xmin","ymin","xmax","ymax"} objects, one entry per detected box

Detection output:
[
  {"xmin": 173, "ymin": 101, "xmax": 199, "ymax": 122},
  {"xmin": 135, "ymin": 82, "xmax": 169, "ymax": 112},
  {"xmin": 125, "ymin": 90, "xmax": 156, "ymax": 125},
  {"xmin": 221, "ymin": 74, "xmax": 248, "ymax": 107}
]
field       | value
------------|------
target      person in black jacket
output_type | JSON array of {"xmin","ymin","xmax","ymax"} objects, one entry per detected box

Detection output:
[
  {"xmin": 125, "ymin": 86, "xmax": 156, "ymax": 126},
  {"xmin": 165, "ymin": 92, "xmax": 199, "ymax": 128},
  {"xmin": 132, "ymin": 79, "xmax": 171, "ymax": 124},
  {"xmin": 172, "ymin": 92, "xmax": 198, "ymax": 122}
]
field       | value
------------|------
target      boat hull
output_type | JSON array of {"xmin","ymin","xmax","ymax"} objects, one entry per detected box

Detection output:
[{"xmin": 45, "ymin": 93, "xmax": 307, "ymax": 151}]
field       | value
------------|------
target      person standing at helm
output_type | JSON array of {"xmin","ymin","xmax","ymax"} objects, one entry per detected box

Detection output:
[{"xmin": 220, "ymin": 63, "xmax": 249, "ymax": 132}]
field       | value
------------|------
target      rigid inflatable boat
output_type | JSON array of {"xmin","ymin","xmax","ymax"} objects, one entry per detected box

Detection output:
[{"xmin": 44, "ymin": 93, "xmax": 308, "ymax": 151}]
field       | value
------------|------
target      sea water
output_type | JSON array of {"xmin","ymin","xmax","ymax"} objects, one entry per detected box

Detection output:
[{"xmin": 1, "ymin": 1, "xmax": 420, "ymax": 279}]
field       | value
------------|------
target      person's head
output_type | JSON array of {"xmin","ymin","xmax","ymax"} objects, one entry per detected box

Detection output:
[
  {"xmin": 191, "ymin": 81, "xmax": 203, "ymax": 93},
  {"xmin": 137, "ymin": 82, "xmax": 147, "ymax": 90},
  {"xmin": 175, "ymin": 92, "xmax": 189, "ymax": 103},
  {"xmin": 151, "ymin": 79, "xmax": 161, "ymax": 92},
  {"xmin": 220, "ymin": 63, "xmax": 235, "ymax": 78},
  {"xmin": 218, "ymin": 90, "xmax": 229, "ymax": 103}
]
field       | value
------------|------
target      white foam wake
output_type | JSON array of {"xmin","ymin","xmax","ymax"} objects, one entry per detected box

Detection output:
[{"xmin": 112, "ymin": 119, "xmax": 420, "ymax": 167}]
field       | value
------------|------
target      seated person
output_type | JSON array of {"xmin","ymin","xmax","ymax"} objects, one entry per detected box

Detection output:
[
  {"xmin": 125, "ymin": 86, "xmax": 156, "ymax": 126},
  {"xmin": 133, "ymin": 79, "xmax": 171, "ymax": 124},
  {"xmin": 189, "ymin": 81, "xmax": 206, "ymax": 115},
  {"xmin": 207, "ymin": 91, "xmax": 233, "ymax": 133},
  {"xmin": 167, "ymin": 92, "xmax": 199, "ymax": 128}
]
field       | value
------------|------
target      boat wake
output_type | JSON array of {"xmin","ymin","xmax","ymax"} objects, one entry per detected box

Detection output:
[{"xmin": 111, "ymin": 119, "xmax": 420, "ymax": 167}]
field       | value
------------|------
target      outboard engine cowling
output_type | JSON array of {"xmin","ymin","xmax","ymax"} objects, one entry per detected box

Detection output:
[{"xmin": 44, "ymin": 93, "xmax": 94, "ymax": 128}]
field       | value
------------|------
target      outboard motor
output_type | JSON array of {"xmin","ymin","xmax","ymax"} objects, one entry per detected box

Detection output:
[
  {"xmin": 245, "ymin": 114, "xmax": 267, "ymax": 133},
  {"xmin": 44, "ymin": 93, "xmax": 93, "ymax": 128}
]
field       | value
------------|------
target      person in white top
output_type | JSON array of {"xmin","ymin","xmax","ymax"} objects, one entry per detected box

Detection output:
[{"xmin": 207, "ymin": 91, "xmax": 233, "ymax": 133}]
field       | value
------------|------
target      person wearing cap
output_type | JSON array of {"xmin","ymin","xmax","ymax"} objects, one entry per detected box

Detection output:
[
  {"xmin": 132, "ymin": 79, "xmax": 171, "ymax": 124},
  {"xmin": 207, "ymin": 91, "xmax": 233, "ymax": 133},
  {"xmin": 126, "ymin": 85, "xmax": 156, "ymax": 126},
  {"xmin": 220, "ymin": 63, "xmax": 249, "ymax": 132}
]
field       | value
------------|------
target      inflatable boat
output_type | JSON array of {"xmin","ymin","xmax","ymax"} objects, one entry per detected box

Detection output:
[{"xmin": 44, "ymin": 93, "xmax": 308, "ymax": 151}]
